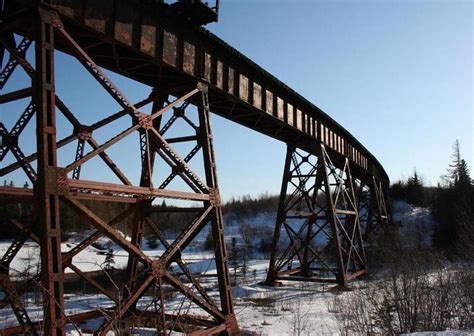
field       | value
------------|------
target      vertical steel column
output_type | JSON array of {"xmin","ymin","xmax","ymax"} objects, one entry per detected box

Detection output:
[
  {"xmin": 265, "ymin": 145, "xmax": 367, "ymax": 286},
  {"xmin": 123, "ymin": 93, "xmax": 167, "ymax": 304},
  {"xmin": 318, "ymin": 146, "xmax": 347, "ymax": 286},
  {"xmin": 373, "ymin": 177, "xmax": 390, "ymax": 230},
  {"xmin": 345, "ymin": 159, "xmax": 367, "ymax": 269},
  {"xmin": 365, "ymin": 183, "xmax": 376, "ymax": 237},
  {"xmin": 383, "ymin": 184, "xmax": 394, "ymax": 225},
  {"xmin": 197, "ymin": 83, "xmax": 237, "ymax": 331},
  {"xmin": 301, "ymin": 163, "xmax": 323, "ymax": 277},
  {"xmin": 265, "ymin": 145, "xmax": 294, "ymax": 285},
  {"xmin": 35, "ymin": 8, "xmax": 65, "ymax": 335}
]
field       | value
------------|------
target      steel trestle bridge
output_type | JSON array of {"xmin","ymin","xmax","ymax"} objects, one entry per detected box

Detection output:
[{"xmin": 0, "ymin": 1, "xmax": 392, "ymax": 334}]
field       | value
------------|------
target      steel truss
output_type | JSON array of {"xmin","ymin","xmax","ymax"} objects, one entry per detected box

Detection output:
[
  {"xmin": 356, "ymin": 177, "xmax": 391, "ymax": 240},
  {"xmin": 266, "ymin": 145, "xmax": 391, "ymax": 286},
  {"xmin": 0, "ymin": 6, "xmax": 237, "ymax": 335}
]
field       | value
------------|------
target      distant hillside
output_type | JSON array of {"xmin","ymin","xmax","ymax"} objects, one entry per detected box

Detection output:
[{"xmin": 222, "ymin": 193, "xmax": 279, "ymax": 221}]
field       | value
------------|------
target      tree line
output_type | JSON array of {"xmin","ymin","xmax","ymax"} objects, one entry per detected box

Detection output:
[
  {"xmin": 390, "ymin": 140, "xmax": 473, "ymax": 260},
  {"xmin": 0, "ymin": 190, "xmax": 280, "ymax": 240}
]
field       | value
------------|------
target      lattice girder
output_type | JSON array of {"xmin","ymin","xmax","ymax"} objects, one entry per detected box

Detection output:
[
  {"xmin": 266, "ymin": 145, "xmax": 368, "ymax": 286},
  {"xmin": 0, "ymin": 6, "xmax": 238, "ymax": 335}
]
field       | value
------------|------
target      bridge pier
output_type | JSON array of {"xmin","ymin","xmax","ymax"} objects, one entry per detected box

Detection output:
[
  {"xmin": 0, "ymin": 6, "xmax": 238, "ymax": 335},
  {"xmin": 356, "ymin": 177, "xmax": 391, "ymax": 239},
  {"xmin": 266, "ymin": 144, "xmax": 390, "ymax": 287},
  {"xmin": 1, "ymin": 0, "xmax": 394, "ymax": 333}
]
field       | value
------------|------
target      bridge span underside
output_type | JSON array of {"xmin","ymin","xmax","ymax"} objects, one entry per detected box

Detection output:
[{"xmin": 0, "ymin": 1, "xmax": 392, "ymax": 335}]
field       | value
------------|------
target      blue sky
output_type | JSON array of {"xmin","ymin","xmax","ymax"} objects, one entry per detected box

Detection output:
[
  {"xmin": 1, "ymin": 1, "xmax": 472, "ymax": 201},
  {"xmin": 208, "ymin": 0, "xmax": 472, "ymax": 193}
]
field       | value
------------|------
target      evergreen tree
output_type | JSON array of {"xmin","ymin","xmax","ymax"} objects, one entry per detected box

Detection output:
[
  {"xmin": 147, "ymin": 235, "xmax": 159, "ymax": 249},
  {"xmin": 240, "ymin": 243, "xmax": 249, "ymax": 280},
  {"xmin": 103, "ymin": 248, "xmax": 115, "ymax": 270},
  {"xmin": 441, "ymin": 139, "xmax": 471, "ymax": 187},
  {"xmin": 228, "ymin": 237, "xmax": 241, "ymax": 284},
  {"xmin": 203, "ymin": 229, "xmax": 214, "ymax": 250},
  {"xmin": 457, "ymin": 159, "xmax": 471, "ymax": 188},
  {"xmin": 406, "ymin": 170, "xmax": 425, "ymax": 206},
  {"xmin": 390, "ymin": 180, "xmax": 407, "ymax": 200},
  {"xmin": 433, "ymin": 140, "xmax": 473, "ymax": 258}
]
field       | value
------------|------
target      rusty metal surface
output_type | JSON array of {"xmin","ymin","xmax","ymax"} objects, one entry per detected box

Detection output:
[
  {"xmin": 266, "ymin": 145, "xmax": 387, "ymax": 286},
  {"xmin": 0, "ymin": 5, "xmax": 240, "ymax": 334},
  {"xmin": 0, "ymin": 2, "xmax": 392, "ymax": 335},
  {"xmin": 5, "ymin": 0, "xmax": 389, "ymax": 187}
]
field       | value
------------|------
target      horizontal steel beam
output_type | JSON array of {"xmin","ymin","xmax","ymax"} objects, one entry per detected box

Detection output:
[
  {"xmin": 67, "ymin": 179, "xmax": 210, "ymax": 201},
  {"xmin": 6, "ymin": 0, "xmax": 389, "ymax": 187}
]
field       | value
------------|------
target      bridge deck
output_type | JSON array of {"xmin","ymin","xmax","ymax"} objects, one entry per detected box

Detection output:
[{"xmin": 7, "ymin": 0, "xmax": 388, "ymax": 186}]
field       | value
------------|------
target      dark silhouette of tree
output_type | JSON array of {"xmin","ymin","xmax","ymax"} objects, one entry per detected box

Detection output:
[
  {"xmin": 441, "ymin": 139, "xmax": 471, "ymax": 188},
  {"xmin": 240, "ymin": 243, "xmax": 249, "ymax": 280},
  {"xmin": 406, "ymin": 170, "xmax": 425, "ymax": 206},
  {"xmin": 203, "ymin": 229, "xmax": 213, "ymax": 250},
  {"xmin": 433, "ymin": 140, "xmax": 473, "ymax": 258},
  {"xmin": 228, "ymin": 237, "xmax": 241, "ymax": 284},
  {"xmin": 103, "ymin": 247, "xmax": 115, "ymax": 270},
  {"xmin": 457, "ymin": 159, "xmax": 471, "ymax": 188},
  {"xmin": 390, "ymin": 171, "xmax": 431, "ymax": 207},
  {"xmin": 390, "ymin": 180, "xmax": 407, "ymax": 200},
  {"xmin": 147, "ymin": 235, "xmax": 159, "ymax": 249}
]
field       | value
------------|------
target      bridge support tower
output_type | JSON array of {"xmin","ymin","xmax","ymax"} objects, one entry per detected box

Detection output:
[
  {"xmin": 0, "ymin": 6, "xmax": 237, "ymax": 335},
  {"xmin": 266, "ymin": 145, "xmax": 391, "ymax": 287}
]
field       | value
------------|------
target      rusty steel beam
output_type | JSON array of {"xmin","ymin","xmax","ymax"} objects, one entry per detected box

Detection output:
[
  {"xmin": 0, "ymin": 1, "xmax": 394, "ymax": 333},
  {"xmin": 54, "ymin": 17, "xmax": 142, "ymax": 118},
  {"xmin": 266, "ymin": 145, "xmax": 297, "ymax": 284},
  {"xmin": 0, "ymin": 274, "xmax": 38, "ymax": 334},
  {"xmin": 63, "ymin": 196, "xmax": 154, "ymax": 267},
  {"xmin": 133, "ymin": 310, "xmax": 218, "ymax": 329},
  {"xmin": 62, "ymin": 88, "xmax": 199, "ymax": 175},
  {"xmin": 122, "ymin": 91, "xmax": 167, "ymax": 312},
  {"xmin": 146, "ymin": 217, "xmax": 215, "ymax": 306},
  {"xmin": 0, "ymin": 33, "xmax": 133, "ymax": 187},
  {"xmin": 67, "ymin": 264, "xmax": 119, "ymax": 303},
  {"xmin": 0, "ymin": 86, "xmax": 32, "ymax": 103},
  {"xmin": 0, "ymin": 133, "xmax": 77, "ymax": 177},
  {"xmin": 0, "ymin": 207, "xmax": 135, "ymax": 311},
  {"xmin": 159, "ymin": 206, "xmax": 213, "ymax": 265},
  {"xmin": 0, "ymin": 35, "xmax": 32, "ymax": 90},
  {"xmin": 196, "ymin": 85, "xmax": 235, "ymax": 324},
  {"xmin": 62, "ymin": 205, "xmax": 136, "ymax": 267},
  {"xmin": 35, "ymin": 7, "xmax": 66, "ymax": 335},
  {"xmin": 4, "ymin": 0, "xmax": 391, "ymax": 189},
  {"xmin": 94, "ymin": 274, "xmax": 155, "ymax": 335},
  {"xmin": 0, "ymin": 186, "xmax": 33, "ymax": 200},
  {"xmin": 148, "ymin": 206, "xmax": 203, "ymax": 213},
  {"xmin": 0, "ymin": 225, "xmax": 30, "ymax": 266},
  {"xmin": 148, "ymin": 127, "xmax": 208, "ymax": 193},
  {"xmin": 54, "ymin": 91, "xmax": 134, "ymax": 185},
  {"xmin": 0, "ymin": 310, "xmax": 104, "ymax": 336},
  {"xmin": 0, "ymin": 122, "xmax": 37, "ymax": 183},
  {"xmin": 0, "ymin": 34, "xmax": 154, "ymax": 183},
  {"xmin": 266, "ymin": 145, "xmax": 368, "ymax": 287},
  {"xmin": 56, "ymin": 82, "xmax": 237, "ymax": 334},
  {"xmin": 67, "ymin": 178, "xmax": 210, "ymax": 202},
  {"xmin": 164, "ymin": 271, "xmax": 225, "ymax": 320},
  {"xmin": 0, "ymin": 220, "xmax": 38, "ymax": 334}
]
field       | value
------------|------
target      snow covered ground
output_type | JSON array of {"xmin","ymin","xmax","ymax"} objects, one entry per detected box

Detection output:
[
  {"xmin": 392, "ymin": 200, "xmax": 437, "ymax": 247},
  {"xmin": 1, "ymin": 201, "xmax": 471, "ymax": 335}
]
